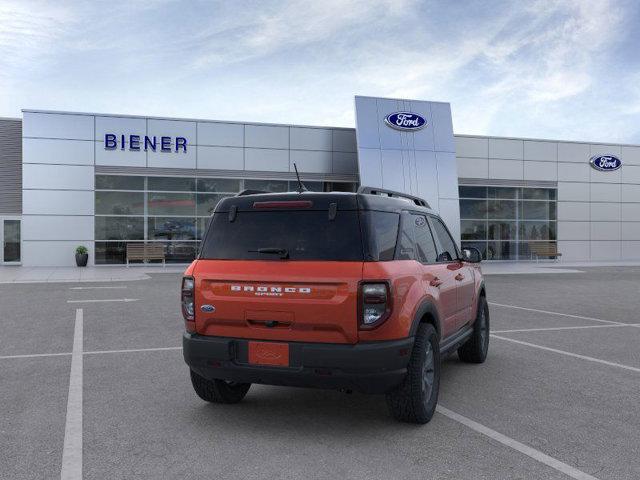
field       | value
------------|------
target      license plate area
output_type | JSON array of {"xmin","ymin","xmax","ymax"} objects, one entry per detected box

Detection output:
[{"xmin": 248, "ymin": 341, "xmax": 290, "ymax": 367}]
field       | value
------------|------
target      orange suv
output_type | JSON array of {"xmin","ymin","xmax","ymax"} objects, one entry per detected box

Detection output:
[{"xmin": 182, "ymin": 187, "xmax": 489, "ymax": 424}]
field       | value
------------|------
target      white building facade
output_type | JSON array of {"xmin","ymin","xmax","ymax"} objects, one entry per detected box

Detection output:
[{"xmin": 0, "ymin": 96, "xmax": 638, "ymax": 267}]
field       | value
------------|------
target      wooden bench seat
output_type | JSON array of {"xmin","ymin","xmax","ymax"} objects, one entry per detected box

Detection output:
[
  {"xmin": 126, "ymin": 243, "xmax": 166, "ymax": 266},
  {"xmin": 529, "ymin": 242, "xmax": 562, "ymax": 261}
]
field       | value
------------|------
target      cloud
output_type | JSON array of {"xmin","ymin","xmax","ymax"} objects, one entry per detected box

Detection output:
[
  {"xmin": 188, "ymin": 0, "xmax": 419, "ymax": 69},
  {"xmin": 0, "ymin": 1, "xmax": 72, "ymax": 69},
  {"xmin": 0, "ymin": 0, "xmax": 637, "ymax": 142}
]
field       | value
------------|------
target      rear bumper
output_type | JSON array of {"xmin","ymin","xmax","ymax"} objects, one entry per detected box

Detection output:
[{"xmin": 183, "ymin": 333, "xmax": 414, "ymax": 394}]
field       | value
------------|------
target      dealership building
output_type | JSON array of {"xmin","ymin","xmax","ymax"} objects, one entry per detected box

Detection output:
[{"xmin": 0, "ymin": 95, "xmax": 639, "ymax": 267}]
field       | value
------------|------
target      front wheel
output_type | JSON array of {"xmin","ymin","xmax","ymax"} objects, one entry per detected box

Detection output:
[
  {"xmin": 190, "ymin": 369, "xmax": 251, "ymax": 404},
  {"xmin": 386, "ymin": 323, "xmax": 440, "ymax": 424},
  {"xmin": 458, "ymin": 295, "xmax": 490, "ymax": 363}
]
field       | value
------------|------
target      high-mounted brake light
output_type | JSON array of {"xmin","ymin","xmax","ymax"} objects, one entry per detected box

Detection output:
[
  {"xmin": 253, "ymin": 200, "xmax": 313, "ymax": 209},
  {"xmin": 181, "ymin": 276, "xmax": 195, "ymax": 323},
  {"xmin": 359, "ymin": 282, "xmax": 392, "ymax": 329}
]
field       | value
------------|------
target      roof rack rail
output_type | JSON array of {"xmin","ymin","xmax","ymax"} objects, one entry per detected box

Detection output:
[
  {"xmin": 236, "ymin": 189, "xmax": 270, "ymax": 196},
  {"xmin": 357, "ymin": 186, "xmax": 431, "ymax": 208}
]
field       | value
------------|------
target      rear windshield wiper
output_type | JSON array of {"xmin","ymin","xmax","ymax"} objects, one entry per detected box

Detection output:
[{"xmin": 248, "ymin": 247, "xmax": 290, "ymax": 259}]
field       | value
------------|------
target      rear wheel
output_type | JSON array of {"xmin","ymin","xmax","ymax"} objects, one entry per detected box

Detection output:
[
  {"xmin": 190, "ymin": 369, "xmax": 251, "ymax": 404},
  {"xmin": 458, "ymin": 295, "xmax": 490, "ymax": 363},
  {"xmin": 386, "ymin": 323, "xmax": 440, "ymax": 424}
]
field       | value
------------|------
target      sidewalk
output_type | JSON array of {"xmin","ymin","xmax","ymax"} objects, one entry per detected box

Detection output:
[
  {"xmin": 0, "ymin": 265, "xmax": 186, "ymax": 283},
  {"xmin": 1, "ymin": 260, "xmax": 638, "ymax": 283},
  {"xmin": 481, "ymin": 260, "xmax": 640, "ymax": 275}
]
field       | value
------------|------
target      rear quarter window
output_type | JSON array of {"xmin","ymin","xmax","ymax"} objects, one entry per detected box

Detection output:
[{"xmin": 361, "ymin": 211, "xmax": 399, "ymax": 261}]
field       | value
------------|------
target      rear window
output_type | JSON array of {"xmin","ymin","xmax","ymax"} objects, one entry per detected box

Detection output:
[{"xmin": 200, "ymin": 210, "xmax": 364, "ymax": 261}]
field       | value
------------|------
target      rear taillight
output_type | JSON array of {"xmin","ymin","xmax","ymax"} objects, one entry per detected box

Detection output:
[
  {"xmin": 359, "ymin": 282, "xmax": 392, "ymax": 329},
  {"xmin": 181, "ymin": 276, "xmax": 195, "ymax": 322}
]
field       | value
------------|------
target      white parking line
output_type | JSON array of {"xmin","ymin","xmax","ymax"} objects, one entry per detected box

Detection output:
[
  {"xmin": 437, "ymin": 406, "xmax": 599, "ymax": 480},
  {"xmin": 61, "ymin": 308, "xmax": 83, "ymax": 480},
  {"xmin": 492, "ymin": 323, "xmax": 640, "ymax": 334},
  {"xmin": 66, "ymin": 298, "xmax": 138, "ymax": 304},
  {"xmin": 69, "ymin": 286, "xmax": 127, "ymax": 290},
  {"xmin": 0, "ymin": 352, "xmax": 72, "ymax": 360},
  {"xmin": 489, "ymin": 302, "xmax": 625, "ymax": 326},
  {"xmin": 84, "ymin": 346, "xmax": 181, "ymax": 355},
  {"xmin": 492, "ymin": 334, "xmax": 640, "ymax": 373},
  {"xmin": 0, "ymin": 346, "xmax": 182, "ymax": 360}
]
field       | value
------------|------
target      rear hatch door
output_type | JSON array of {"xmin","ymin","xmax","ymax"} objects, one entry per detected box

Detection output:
[
  {"xmin": 194, "ymin": 260, "xmax": 362, "ymax": 343},
  {"xmin": 194, "ymin": 194, "xmax": 364, "ymax": 344}
]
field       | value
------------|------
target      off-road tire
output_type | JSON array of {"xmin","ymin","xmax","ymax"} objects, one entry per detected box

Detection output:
[
  {"xmin": 386, "ymin": 323, "xmax": 440, "ymax": 424},
  {"xmin": 458, "ymin": 295, "xmax": 490, "ymax": 364},
  {"xmin": 190, "ymin": 369, "xmax": 251, "ymax": 404}
]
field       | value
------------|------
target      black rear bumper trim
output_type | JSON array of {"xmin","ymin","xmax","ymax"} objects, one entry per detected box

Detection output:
[{"xmin": 183, "ymin": 333, "xmax": 414, "ymax": 394}]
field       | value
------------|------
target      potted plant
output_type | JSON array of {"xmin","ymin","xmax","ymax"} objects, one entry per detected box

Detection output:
[{"xmin": 75, "ymin": 245, "xmax": 89, "ymax": 267}]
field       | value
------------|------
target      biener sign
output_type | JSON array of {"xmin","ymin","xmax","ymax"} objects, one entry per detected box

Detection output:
[{"xmin": 104, "ymin": 134, "xmax": 188, "ymax": 152}]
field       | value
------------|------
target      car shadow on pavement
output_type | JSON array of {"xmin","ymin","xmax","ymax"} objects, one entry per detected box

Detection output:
[{"xmin": 184, "ymin": 358, "xmax": 472, "ymax": 434}]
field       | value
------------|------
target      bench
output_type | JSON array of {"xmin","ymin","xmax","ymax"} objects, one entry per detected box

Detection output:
[
  {"xmin": 529, "ymin": 242, "xmax": 562, "ymax": 262},
  {"xmin": 126, "ymin": 243, "xmax": 166, "ymax": 267}
]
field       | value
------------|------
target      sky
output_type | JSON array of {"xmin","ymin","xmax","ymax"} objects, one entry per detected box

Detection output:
[{"xmin": 1, "ymin": 0, "xmax": 639, "ymax": 143}]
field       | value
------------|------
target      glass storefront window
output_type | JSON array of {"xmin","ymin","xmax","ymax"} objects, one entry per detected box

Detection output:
[
  {"xmin": 196, "ymin": 193, "xmax": 230, "ymax": 216},
  {"xmin": 460, "ymin": 220, "xmax": 486, "ymax": 240},
  {"xmin": 487, "ymin": 221, "xmax": 517, "ymax": 241},
  {"xmin": 522, "ymin": 188, "xmax": 556, "ymax": 200},
  {"xmin": 520, "ymin": 222, "xmax": 556, "ymax": 240},
  {"xmin": 521, "ymin": 201, "xmax": 556, "ymax": 220},
  {"xmin": 196, "ymin": 217, "xmax": 211, "ymax": 240},
  {"xmin": 460, "ymin": 200, "xmax": 488, "ymax": 219},
  {"xmin": 148, "ymin": 176, "xmax": 196, "ymax": 192},
  {"xmin": 487, "ymin": 241, "xmax": 518, "ymax": 260},
  {"xmin": 459, "ymin": 186, "xmax": 487, "ymax": 198},
  {"xmin": 95, "ymin": 217, "xmax": 144, "ymax": 240},
  {"xmin": 147, "ymin": 192, "xmax": 196, "ymax": 216},
  {"xmin": 3, "ymin": 220, "xmax": 21, "ymax": 263},
  {"xmin": 95, "ymin": 241, "xmax": 198, "ymax": 264},
  {"xmin": 488, "ymin": 200, "xmax": 517, "ymax": 219},
  {"xmin": 95, "ymin": 175, "xmax": 358, "ymax": 264},
  {"xmin": 244, "ymin": 179, "xmax": 288, "ymax": 192},
  {"xmin": 96, "ymin": 191, "xmax": 144, "ymax": 215},
  {"xmin": 95, "ymin": 175, "xmax": 144, "ymax": 190},
  {"xmin": 459, "ymin": 185, "xmax": 557, "ymax": 260},
  {"xmin": 487, "ymin": 187, "xmax": 517, "ymax": 199},
  {"xmin": 196, "ymin": 178, "xmax": 241, "ymax": 193},
  {"xmin": 147, "ymin": 217, "xmax": 196, "ymax": 240}
]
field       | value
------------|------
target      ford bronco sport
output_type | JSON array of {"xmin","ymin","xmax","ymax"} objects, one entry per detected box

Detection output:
[{"xmin": 182, "ymin": 186, "xmax": 488, "ymax": 424}]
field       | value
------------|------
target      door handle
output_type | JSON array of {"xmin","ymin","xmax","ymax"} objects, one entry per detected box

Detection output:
[
  {"xmin": 430, "ymin": 277, "xmax": 443, "ymax": 287},
  {"xmin": 455, "ymin": 273, "xmax": 465, "ymax": 281}
]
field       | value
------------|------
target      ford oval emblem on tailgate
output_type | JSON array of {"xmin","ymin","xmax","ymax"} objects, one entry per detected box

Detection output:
[{"xmin": 200, "ymin": 304, "xmax": 215, "ymax": 312}]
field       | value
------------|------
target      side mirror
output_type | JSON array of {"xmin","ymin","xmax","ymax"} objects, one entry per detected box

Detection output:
[{"xmin": 462, "ymin": 247, "xmax": 482, "ymax": 263}]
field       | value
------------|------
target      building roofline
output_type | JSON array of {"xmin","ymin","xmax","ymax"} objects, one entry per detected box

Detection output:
[
  {"xmin": 20, "ymin": 109, "xmax": 355, "ymax": 131},
  {"xmin": 354, "ymin": 95, "xmax": 450, "ymax": 105},
  {"xmin": 454, "ymin": 133, "xmax": 640, "ymax": 148},
  {"xmin": 18, "ymin": 109, "xmax": 640, "ymax": 148}
]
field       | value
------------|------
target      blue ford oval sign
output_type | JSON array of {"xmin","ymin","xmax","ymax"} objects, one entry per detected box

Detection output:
[
  {"xmin": 384, "ymin": 112, "xmax": 427, "ymax": 131},
  {"xmin": 590, "ymin": 155, "xmax": 622, "ymax": 172}
]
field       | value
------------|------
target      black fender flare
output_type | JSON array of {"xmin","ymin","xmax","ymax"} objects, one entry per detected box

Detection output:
[
  {"xmin": 478, "ymin": 280, "xmax": 486, "ymax": 299},
  {"xmin": 408, "ymin": 300, "xmax": 442, "ymax": 339}
]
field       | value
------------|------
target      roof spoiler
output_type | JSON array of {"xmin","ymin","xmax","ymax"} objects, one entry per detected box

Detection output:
[{"xmin": 357, "ymin": 186, "xmax": 431, "ymax": 208}]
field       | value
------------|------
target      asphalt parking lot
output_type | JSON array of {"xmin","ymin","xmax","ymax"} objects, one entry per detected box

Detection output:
[{"xmin": 2, "ymin": 267, "xmax": 640, "ymax": 480}]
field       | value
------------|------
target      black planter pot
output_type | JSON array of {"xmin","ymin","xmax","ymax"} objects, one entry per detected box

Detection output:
[{"xmin": 75, "ymin": 253, "xmax": 88, "ymax": 267}]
